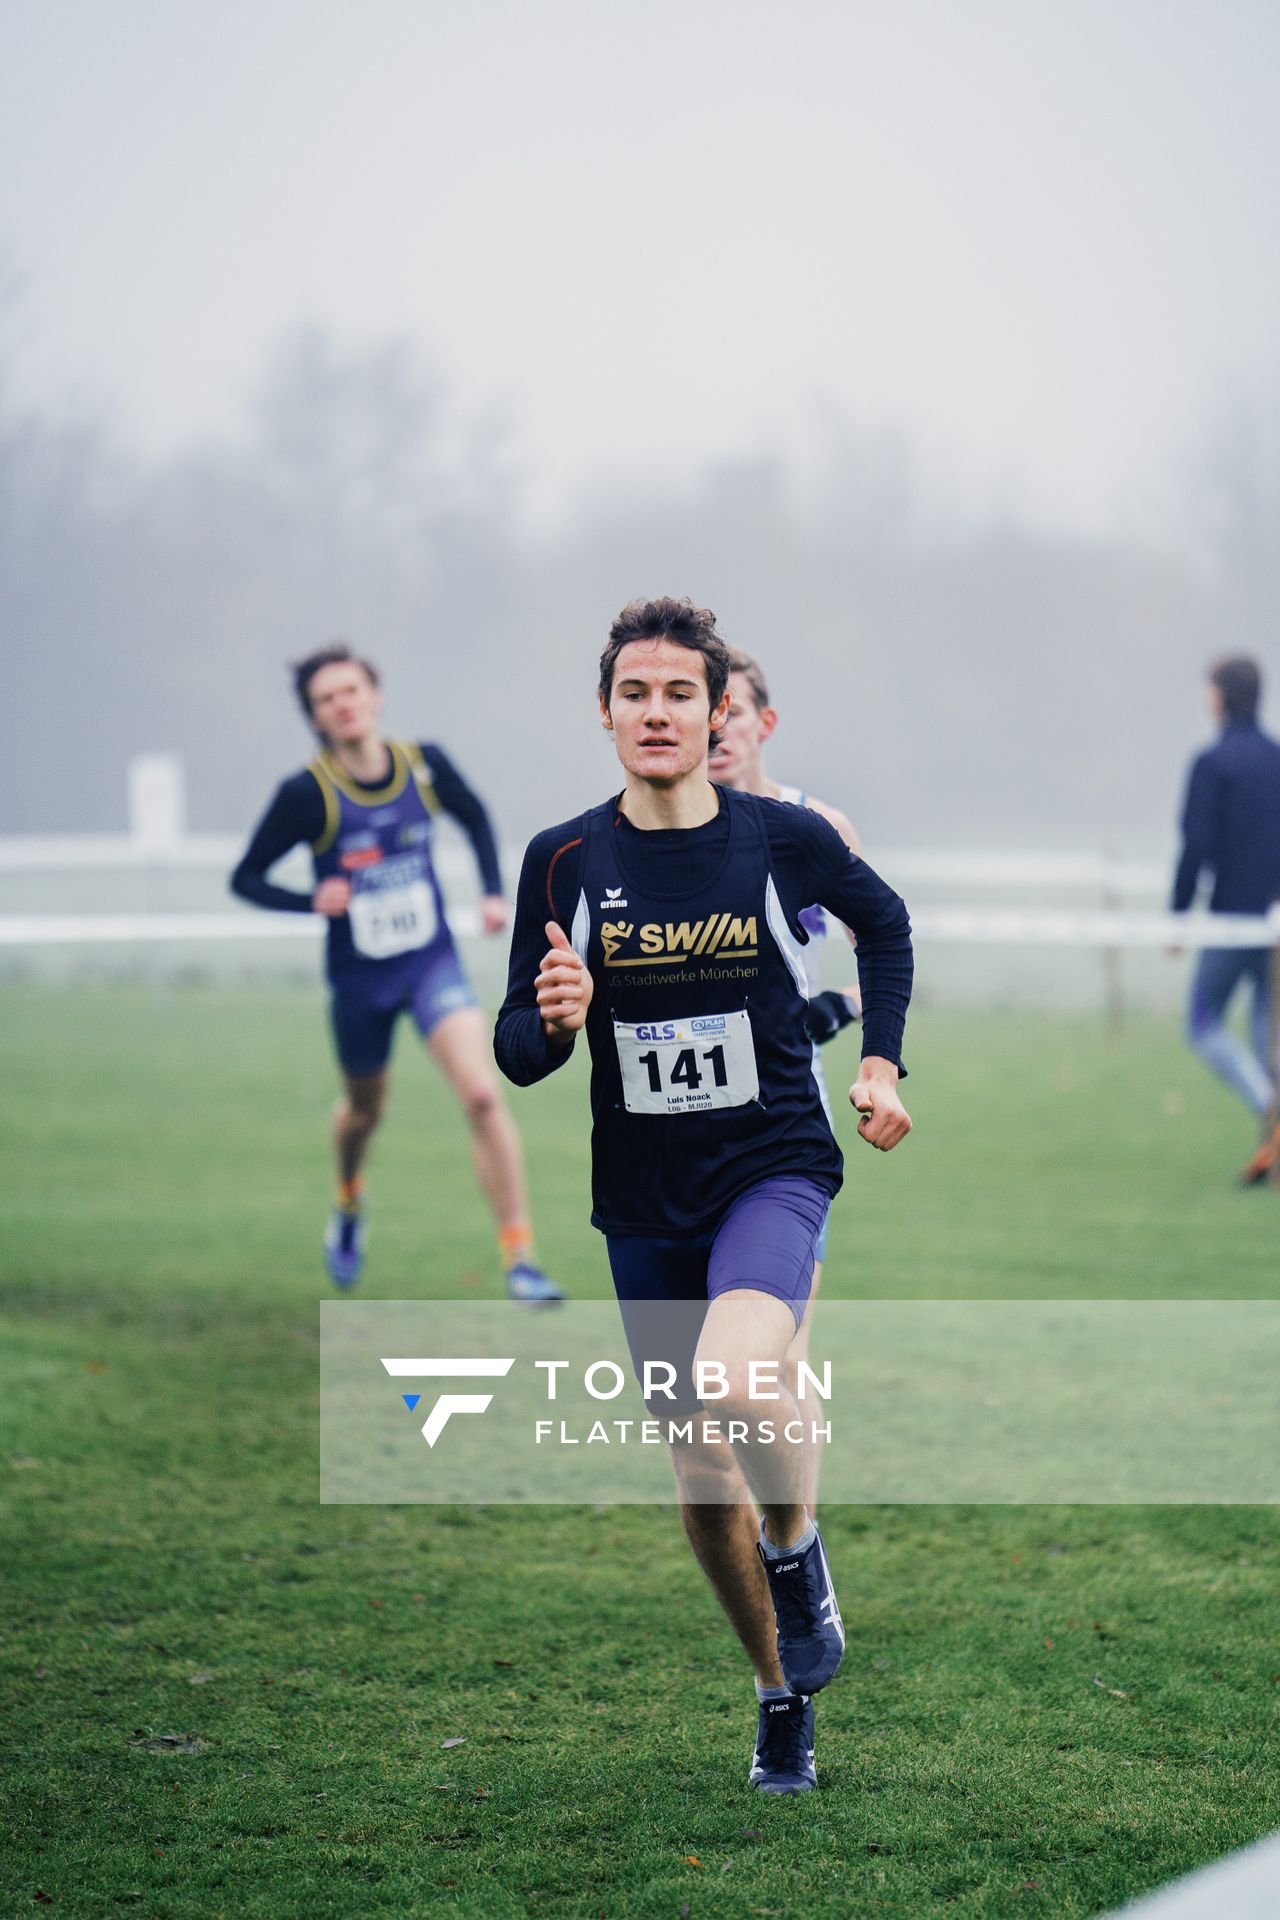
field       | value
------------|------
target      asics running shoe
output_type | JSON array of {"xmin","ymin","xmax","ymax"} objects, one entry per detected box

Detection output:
[
  {"xmin": 758, "ymin": 1521, "xmax": 845, "ymax": 1695},
  {"xmin": 1240, "ymin": 1120, "xmax": 1280, "ymax": 1187},
  {"xmin": 749, "ymin": 1692, "xmax": 816, "ymax": 1794},
  {"xmin": 506, "ymin": 1261, "xmax": 564, "ymax": 1305},
  {"xmin": 324, "ymin": 1208, "xmax": 365, "ymax": 1290}
]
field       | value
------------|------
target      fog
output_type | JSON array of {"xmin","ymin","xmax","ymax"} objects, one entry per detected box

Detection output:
[
  {"xmin": 2, "ymin": 320, "xmax": 1277, "ymax": 858},
  {"xmin": 4, "ymin": 1, "xmax": 1279, "ymax": 861}
]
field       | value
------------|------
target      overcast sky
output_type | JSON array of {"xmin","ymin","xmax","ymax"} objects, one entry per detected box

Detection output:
[{"xmin": 2, "ymin": 0, "xmax": 1277, "ymax": 536}]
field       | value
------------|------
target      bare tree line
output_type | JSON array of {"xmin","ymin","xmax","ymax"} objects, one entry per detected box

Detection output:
[{"xmin": 2, "ymin": 323, "xmax": 1277, "ymax": 852}]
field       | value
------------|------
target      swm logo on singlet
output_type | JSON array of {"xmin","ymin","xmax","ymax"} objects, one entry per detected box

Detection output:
[{"xmin": 600, "ymin": 912, "xmax": 758, "ymax": 967}]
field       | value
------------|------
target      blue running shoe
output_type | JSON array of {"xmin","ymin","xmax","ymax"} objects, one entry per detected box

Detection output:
[
  {"xmin": 750, "ymin": 1692, "xmax": 816, "ymax": 1794},
  {"xmin": 506, "ymin": 1261, "xmax": 564, "ymax": 1305},
  {"xmin": 324, "ymin": 1208, "xmax": 365, "ymax": 1290},
  {"xmin": 758, "ymin": 1522, "xmax": 845, "ymax": 1695}
]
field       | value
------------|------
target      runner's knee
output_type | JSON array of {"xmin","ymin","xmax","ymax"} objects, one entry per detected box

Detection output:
[
  {"xmin": 344, "ymin": 1080, "xmax": 387, "ymax": 1127},
  {"xmin": 671, "ymin": 1438, "xmax": 746, "ymax": 1504},
  {"xmin": 461, "ymin": 1080, "xmax": 500, "ymax": 1129},
  {"xmin": 691, "ymin": 1357, "xmax": 767, "ymax": 1425}
]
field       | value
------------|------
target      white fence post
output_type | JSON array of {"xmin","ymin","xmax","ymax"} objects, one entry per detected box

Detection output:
[{"xmin": 127, "ymin": 754, "xmax": 187, "ymax": 853}]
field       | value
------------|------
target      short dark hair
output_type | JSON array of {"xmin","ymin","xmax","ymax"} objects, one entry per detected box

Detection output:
[
  {"xmin": 598, "ymin": 599, "xmax": 731, "ymax": 723},
  {"xmin": 1209, "ymin": 655, "xmax": 1261, "ymax": 723},
  {"xmin": 291, "ymin": 643, "xmax": 380, "ymax": 725},
  {"xmin": 725, "ymin": 647, "xmax": 770, "ymax": 711}
]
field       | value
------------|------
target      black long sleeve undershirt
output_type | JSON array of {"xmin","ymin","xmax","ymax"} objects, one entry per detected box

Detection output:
[{"xmin": 494, "ymin": 795, "xmax": 913, "ymax": 1086}]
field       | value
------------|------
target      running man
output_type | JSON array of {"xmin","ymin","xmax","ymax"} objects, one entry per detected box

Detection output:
[
  {"xmin": 1171, "ymin": 654, "xmax": 1280, "ymax": 1184},
  {"xmin": 231, "ymin": 642, "xmax": 561, "ymax": 1301},
  {"xmin": 495, "ymin": 597, "xmax": 912, "ymax": 1793},
  {"xmin": 710, "ymin": 646, "xmax": 864, "ymax": 1511}
]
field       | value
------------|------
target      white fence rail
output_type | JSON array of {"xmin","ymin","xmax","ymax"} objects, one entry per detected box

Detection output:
[
  {"xmin": 0, "ymin": 833, "xmax": 245, "ymax": 871},
  {"xmin": 0, "ymin": 833, "xmax": 1271, "ymax": 954},
  {"xmin": 0, "ymin": 834, "xmax": 1174, "ymax": 894},
  {"xmin": 0, "ymin": 905, "xmax": 1274, "ymax": 950},
  {"xmin": 4, "ymin": 832, "xmax": 1272, "ymax": 1033}
]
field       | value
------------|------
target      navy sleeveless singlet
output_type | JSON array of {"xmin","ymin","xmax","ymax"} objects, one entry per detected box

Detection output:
[{"xmin": 309, "ymin": 741, "xmax": 454, "ymax": 983}]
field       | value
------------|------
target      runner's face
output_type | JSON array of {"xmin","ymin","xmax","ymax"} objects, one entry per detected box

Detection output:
[
  {"xmin": 307, "ymin": 663, "xmax": 381, "ymax": 746},
  {"xmin": 709, "ymin": 672, "xmax": 772, "ymax": 786},
  {"xmin": 602, "ymin": 639, "xmax": 729, "ymax": 785}
]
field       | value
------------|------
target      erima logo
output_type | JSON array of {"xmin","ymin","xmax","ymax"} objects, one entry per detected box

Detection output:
[
  {"xmin": 600, "ymin": 886, "xmax": 628, "ymax": 909},
  {"xmin": 602, "ymin": 913, "xmax": 758, "ymax": 967},
  {"xmin": 381, "ymin": 1357, "xmax": 514, "ymax": 1446}
]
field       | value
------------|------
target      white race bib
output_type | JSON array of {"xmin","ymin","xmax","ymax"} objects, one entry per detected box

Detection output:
[
  {"xmin": 348, "ymin": 880, "xmax": 438, "ymax": 959},
  {"xmin": 614, "ymin": 1010, "xmax": 759, "ymax": 1116}
]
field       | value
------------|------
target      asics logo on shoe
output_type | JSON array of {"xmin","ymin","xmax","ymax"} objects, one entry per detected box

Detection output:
[
  {"xmin": 816, "ymin": 1539, "xmax": 846, "ymax": 1647},
  {"xmin": 381, "ymin": 1357, "xmax": 515, "ymax": 1446}
]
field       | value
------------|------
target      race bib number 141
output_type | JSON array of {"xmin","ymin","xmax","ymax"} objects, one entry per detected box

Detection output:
[{"xmin": 613, "ymin": 1010, "xmax": 759, "ymax": 1115}]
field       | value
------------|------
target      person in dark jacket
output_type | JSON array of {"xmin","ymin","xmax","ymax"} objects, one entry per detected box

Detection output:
[{"xmin": 1171, "ymin": 655, "xmax": 1280, "ymax": 1183}]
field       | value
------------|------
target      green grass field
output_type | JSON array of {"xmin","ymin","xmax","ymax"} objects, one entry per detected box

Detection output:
[{"xmin": 2, "ymin": 981, "xmax": 1278, "ymax": 1919}]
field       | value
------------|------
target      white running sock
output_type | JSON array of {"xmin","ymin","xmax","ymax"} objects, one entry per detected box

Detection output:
[{"xmin": 759, "ymin": 1515, "xmax": 817, "ymax": 1560}]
